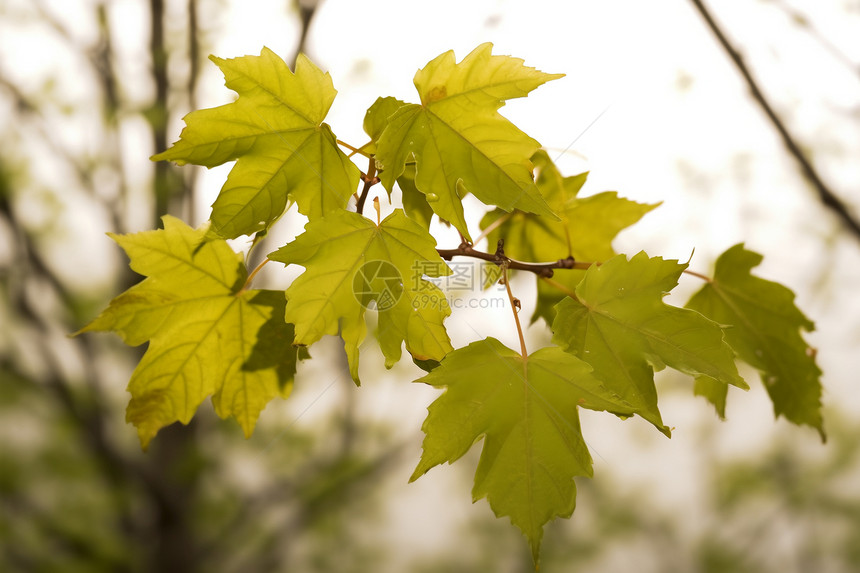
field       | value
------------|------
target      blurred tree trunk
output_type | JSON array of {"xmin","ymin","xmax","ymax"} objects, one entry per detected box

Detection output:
[{"xmin": 0, "ymin": 2, "xmax": 398, "ymax": 572}]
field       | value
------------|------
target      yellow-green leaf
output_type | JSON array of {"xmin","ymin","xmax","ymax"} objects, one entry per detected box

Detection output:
[
  {"xmin": 552, "ymin": 253, "xmax": 748, "ymax": 435},
  {"xmin": 482, "ymin": 150, "xmax": 658, "ymax": 323},
  {"xmin": 412, "ymin": 338, "xmax": 635, "ymax": 565},
  {"xmin": 77, "ymin": 216, "xmax": 304, "ymax": 449},
  {"xmin": 269, "ymin": 209, "xmax": 453, "ymax": 382},
  {"xmin": 694, "ymin": 376, "xmax": 728, "ymax": 419},
  {"xmin": 397, "ymin": 163, "xmax": 434, "ymax": 231},
  {"xmin": 153, "ymin": 47, "xmax": 360, "ymax": 238},
  {"xmin": 363, "ymin": 96, "xmax": 408, "ymax": 143},
  {"xmin": 375, "ymin": 43, "xmax": 563, "ymax": 240}
]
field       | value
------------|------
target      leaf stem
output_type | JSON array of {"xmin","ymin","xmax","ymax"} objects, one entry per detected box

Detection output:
[
  {"xmin": 562, "ymin": 224, "xmax": 573, "ymax": 258},
  {"xmin": 683, "ymin": 269, "xmax": 713, "ymax": 282},
  {"xmin": 540, "ymin": 276, "xmax": 579, "ymax": 300},
  {"xmin": 502, "ymin": 263, "xmax": 528, "ymax": 360},
  {"xmin": 336, "ymin": 138, "xmax": 373, "ymax": 159},
  {"xmin": 240, "ymin": 258, "xmax": 270, "ymax": 293},
  {"xmin": 246, "ymin": 230, "xmax": 267, "ymax": 261},
  {"xmin": 472, "ymin": 212, "xmax": 511, "ymax": 246}
]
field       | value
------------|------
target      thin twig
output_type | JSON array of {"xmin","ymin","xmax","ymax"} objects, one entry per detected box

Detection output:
[
  {"xmin": 689, "ymin": 0, "xmax": 860, "ymax": 241},
  {"xmin": 769, "ymin": 0, "xmax": 860, "ymax": 80},
  {"xmin": 436, "ymin": 242, "xmax": 580, "ymax": 277},
  {"xmin": 291, "ymin": 0, "xmax": 318, "ymax": 68}
]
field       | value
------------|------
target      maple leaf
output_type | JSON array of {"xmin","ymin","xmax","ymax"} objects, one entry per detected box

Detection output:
[
  {"xmin": 373, "ymin": 43, "xmax": 563, "ymax": 240},
  {"xmin": 269, "ymin": 209, "xmax": 453, "ymax": 382},
  {"xmin": 153, "ymin": 47, "xmax": 360, "ymax": 239},
  {"xmin": 364, "ymin": 98, "xmax": 436, "ymax": 229},
  {"xmin": 77, "ymin": 216, "xmax": 304, "ymax": 449},
  {"xmin": 396, "ymin": 163, "xmax": 435, "ymax": 230},
  {"xmin": 686, "ymin": 244, "xmax": 824, "ymax": 439},
  {"xmin": 693, "ymin": 376, "xmax": 729, "ymax": 419},
  {"xmin": 363, "ymin": 96, "xmax": 407, "ymax": 150},
  {"xmin": 482, "ymin": 150, "xmax": 658, "ymax": 323},
  {"xmin": 552, "ymin": 252, "xmax": 748, "ymax": 435},
  {"xmin": 411, "ymin": 337, "xmax": 636, "ymax": 565}
]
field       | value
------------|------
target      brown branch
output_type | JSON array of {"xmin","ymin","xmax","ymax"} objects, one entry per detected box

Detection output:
[
  {"xmin": 185, "ymin": 0, "xmax": 200, "ymax": 223},
  {"xmin": 292, "ymin": 0, "xmax": 319, "ymax": 67},
  {"xmin": 187, "ymin": 0, "xmax": 200, "ymax": 103},
  {"xmin": 149, "ymin": 0, "xmax": 171, "ymax": 225},
  {"xmin": 355, "ymin": 159, "xmax": 378, "ymax": 216},
  {"xmin": 436, "ymin": 239, "xmax": 582, "ymax": 278},
  {"xmin": 689, "ymin": 0, "xmax": 860, "ymax": 241}
]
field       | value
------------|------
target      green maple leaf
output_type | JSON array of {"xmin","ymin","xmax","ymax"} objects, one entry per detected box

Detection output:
[
  {"xmin": 374, "ymin": 43, "xmax": 563, "ymax": 240},
  {"xmin": 269, "ymin": 209, "xmax": 453, "ymax": 382},
  {"xmin": 482, "ymin": 150, "xmax": 658, "ymax": 323},
  {"xmin": 693, "ymin": 376, "xmax": 729, "ymax": 419},
  {"xmin": 363, "ymin": 96, "xmax": 408, "ymax": 148},
  {"xmin": 364, "ymin": 98, "xmax": 436, "ymax": 229},
  {"xmin": 552, "ymin": 252, "xmax": 748, "ymax": 435},
  {"xmin": 686, "ymin": 244, "xmax": 824, "ymax": 439},
  {"xmin": 77, "ymin": 216, "xmax": 304, "ymax": 449},
  {"xmin": 411, "ymin": 337, "xmax": 636, "ymax": 565},
  {"xmin": 396, "ymin": 163, "xmax": 435, "ymax": 230},
  {"xmin": 153, "ymin": 47, "xmax": 360, "ymax": 239}
]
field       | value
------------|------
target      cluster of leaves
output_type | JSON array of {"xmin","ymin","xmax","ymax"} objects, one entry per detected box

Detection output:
[{"xmin": 78, "ymin": 44, "xmax": 824, "ymax": 565}]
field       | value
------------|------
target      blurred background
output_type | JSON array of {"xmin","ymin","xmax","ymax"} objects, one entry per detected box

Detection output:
[{"xmin": 1, "ymin": 0, "xmax": 859, "ymax": 571}]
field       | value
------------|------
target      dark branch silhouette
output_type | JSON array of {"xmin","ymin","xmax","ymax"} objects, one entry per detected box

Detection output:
[{"xmin": 689, "ymin": 0, "xmax": 860, "ymax": 241}]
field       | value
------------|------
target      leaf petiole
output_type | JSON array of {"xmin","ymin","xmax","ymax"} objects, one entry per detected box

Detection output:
[
  {"xmin": 540, "ymin": 276, "xmax": 578, "ymax": 300},
  {"xmin": 683, "ymin": 269, "xmax": 713, "ymax": 282},
  {"xmin": 337, "ymin": 138, "xmax": 374, "ymax": 159},
  {"xmin": 502, "ymin": 264, "xmax": 528, "ymax": 360},
  {"xmin": 472, "ymin": 212, "xmax": 511, "ymax": 246},
  {"xmin": 240, "ymin": 258, "xmax": 270, "ymax": 293}
]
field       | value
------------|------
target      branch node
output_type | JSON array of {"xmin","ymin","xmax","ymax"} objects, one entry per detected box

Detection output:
[{"xmin": 494, "ymin": 239, "xmax": 506, "ymax": 262}]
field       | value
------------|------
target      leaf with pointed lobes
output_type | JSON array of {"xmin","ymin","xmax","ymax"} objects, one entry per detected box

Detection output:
[
  {"xmin": 76, "ymin": 216, "xmax": 305, "ymax": 449},
  {"xmin": 552, "ymin": 252, "xmax": 748, "ymax": 437},
  {"xmin": 269, "ymin": 209, "xmax": 453, "ymax": 383},
  {"xmin": 686, "ymin": 244, "xmax": 824, "ymax": 440},
  {"xmin": 375, "ymin": 43, "xmax": 564, "ymax": 240},
  {"xmin": 153, "ymin": 47, "xmax": 360, "ymax": 239},
  {"xmin": 363, "ymin": 96, "xmax": 409, "ymax": 145},
  {"xmin": 481, "ymin": 150, "xmax": 659, "ymax": 324},
  {"xmin": 411, "ymin": 337, "xmax": 636, "ymax": 566}
]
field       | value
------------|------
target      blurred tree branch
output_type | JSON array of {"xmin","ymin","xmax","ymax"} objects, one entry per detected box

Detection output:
[
  {"xmin": 769, "ymin": 0, "xmax": 860, "ymax": 80},
  {"xmin": 0, "ymin": 2, "xmax": 393, "ymax": 571},
  {"xmin": 292, "ymin": 0, "xmax": 320, "ymax": 67},
  {"xmin": 689, "ymin": 0, "xmax": 860, "ymax": 242}
]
